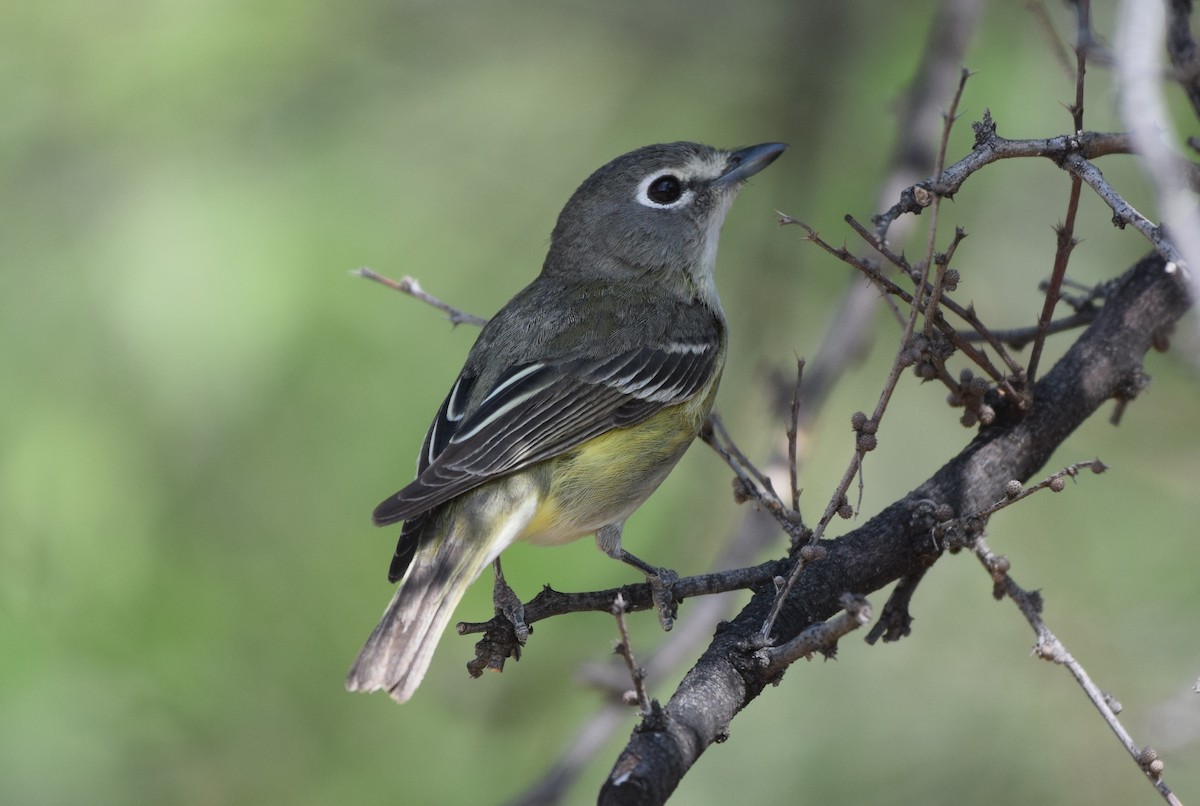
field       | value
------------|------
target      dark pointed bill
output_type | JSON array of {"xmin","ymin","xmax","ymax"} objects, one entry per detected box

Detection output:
[{"xmin": 719, "ymin": 142, "xmax": 788, "ymax": 185}]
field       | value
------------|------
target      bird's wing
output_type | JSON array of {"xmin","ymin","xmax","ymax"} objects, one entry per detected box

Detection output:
[{"xmin": 372, "ymin": 337, "xmax": 719, "ymax": 526}]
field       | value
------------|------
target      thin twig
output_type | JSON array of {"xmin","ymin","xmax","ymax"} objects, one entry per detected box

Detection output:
[
  {"xmin": 706, "ymin": 415, "xmax": 780, "ymax": 499},
  {"xmin": 922, "ymin": 68, "xmax": 972, "ymax": 338},
  {"xmin": 787, "ymin": 358, "xmax": 805, "ymax": 513},
  {"xmin": 754, "ymin": 594, "xmax": 871, "ymax": 676},
  {"xmin": 799, "ymin": 215, "xmax": 1023, "ymax": 400},
  {"xmin": 1028, "ymin": 0, "xmax": 1091, "ymax": 384},
  {"xmin": 759, "ymin": 413, "xmax": 871, "ymax": 641},
  {"xmin": 459, "ymin": 558, "xmax": 784, "ymax": 679},
  {"xmin": 702, "ymin": 415, "xmax": 806, "ymax": 543},
  {"xmin": 1060, "ymin": 153, "xmax": 1184, "ymax": 266},
  {"xmin": 964, "ymin": 311, "xmax": 1096, "ymax": 348},
  {"xmin": 974, "ymin": 536, "xmax": 1182, "ymax": 805},
  {"xmin": 457, "ymin": 561, "xmax": 782, "ymax": 636},
  {"xmin": 870, "ymin": 114, "xmax": 1183, "ymax": 298},
  {"xmin": 970, "ymin": 459, "xmax": 1108, "ymax": 522},
  {"xmin": 611, "ymin": 594, "xmax": 652, "ymax": 714},
  {"xmin": 846, "ymin": 215, "xmax": 1027, "ymax": 391},
  {"xmin": 937, "ymin": 454, "xmax": 1183, "ymax": 806},
  {"xmin": 354, "ymin": 267, "xmax": 489, "ymax": 327},
  {"xmin": 509, "ymin": 495, "xmax": 790, "ymax": 805},
  {"xmin": 873, "ymin": 124, "xmax": 1133, "ymax": 239}
]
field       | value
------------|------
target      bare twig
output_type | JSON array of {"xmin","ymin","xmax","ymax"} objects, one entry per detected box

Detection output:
[
  {"xmin": 754, "ymin": 593, "xmax": 871, "ymax": 676},
  {"xmin": 797, "ymin": 216, "xmax": 1023, "ymax": 400},
  {"xmin": 873, "ymin": 124, "xmax": 1133, "ymax": 240},
  {"xmin": 974, "ymin": 536, "xmax": 1182, "ymax": 805},
  {"xmin": 913, "ymin": 455, "xmax": 1179, "ymax": 805},
  {"xmin": 455, "ymin": 558, "xmax": 783, "ymax": 676},
  {"xmin": 508, "ymin": 510, "xmax": 787, "ymax": 806},
  {"xmin": 611, "ymin": 594, "xmax": 652, "ymax": 714},
  {"xmin": 702, "ymin": 415, "xmax": 805, "ymax": 543},
  {"xmin": 969, "ymin": 459, "xmax": 1108, "ymax": 521},
  {"xmin": 1027, "ymin": 0, "xmax": 1090, "ymax": 384},
  {"xmin": 930, "ymin": 459, "xmax": 1109, "ymax": 553},
  {"xmin": 1060, "ymin": 154, "xmax": 1185, "ymax": 267},
  {"xmin": 921, "ymin": 68, "xmax": 972, "ymax": 338},
  {"xmin": 961, "ymin": 310, "xmax": 1096, "ymax": 348},
  {"xmin": 354, "ymin": 267, "xmax": 489, "ymax": 327},
  {"xmin": 872, "ymin": 114, "xmax": 1184, "ymax": 273},
  {"xmin": 705, "ymin": 416, "xmax": 780, "ymax": 502},
  {"xmin": 458, "ymin": 560, "xmax": 783, "ymax": 634},
  {"xmin": 843, "ymin": 215, "xmax": 1026, "ymax": 390},
  {"xmin": 786, "ymin": 358, "xmax": 804, "ymax": 513},
  {"xmin": 759, "ymin": 408, "xmax": 875, "ymax": 640}
]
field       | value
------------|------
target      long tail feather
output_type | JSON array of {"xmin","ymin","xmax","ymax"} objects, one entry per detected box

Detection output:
[{"xmin": 346, "ymin": 490, "xmax": 538, "ymax": 703}]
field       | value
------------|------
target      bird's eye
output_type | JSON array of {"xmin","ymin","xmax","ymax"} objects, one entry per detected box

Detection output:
[
  {"xmin": 635, "ymin": 172, "xmax": 694, "ymax": 209},
  {"xmin": 646, "ymin": 174, "xmax": 683, "ymax": 204}
]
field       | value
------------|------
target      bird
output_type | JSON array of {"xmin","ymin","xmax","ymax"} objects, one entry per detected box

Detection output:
[{"xmin": 346, "ymin": 140, "xmax": 786, "ymax": 704}]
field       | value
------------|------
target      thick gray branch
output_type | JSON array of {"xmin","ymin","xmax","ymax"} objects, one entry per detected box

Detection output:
[{"xmin": 598, "ymin": 253, "xmax": 1191, "ymax": 805}]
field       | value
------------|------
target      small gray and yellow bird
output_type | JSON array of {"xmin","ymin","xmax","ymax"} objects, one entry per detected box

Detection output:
[{"xmin": 346, "ymin": 141, "xmax": 785, "ymax": 703}]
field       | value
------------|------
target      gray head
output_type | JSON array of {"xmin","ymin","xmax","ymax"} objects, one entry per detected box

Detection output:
[{"xmin": 544, "ymin": 141, "xmax": 786, "ymax": 300}]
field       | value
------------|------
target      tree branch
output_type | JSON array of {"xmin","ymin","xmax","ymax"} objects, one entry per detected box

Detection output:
[
  {"xmin": 873, "ymin": 124, "xmax": 1133, "ymax": 240},
  {"xmin": 456, "ymin": 561, "xmax": 784, "ymax": 678},
  {"xmin": 598, "ymin": 252, "xmax": 1191, "ymax": 805}
]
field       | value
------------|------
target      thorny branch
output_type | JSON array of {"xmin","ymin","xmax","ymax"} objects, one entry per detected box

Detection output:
[{"xmin": 601, "ymin": 252, "xmax": 1190, "ymax": 805}]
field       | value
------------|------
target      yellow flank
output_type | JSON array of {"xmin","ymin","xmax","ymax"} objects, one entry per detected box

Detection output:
[{"xmin": 521, "ymin": 383, "xmax": 718, "ymax": 546}]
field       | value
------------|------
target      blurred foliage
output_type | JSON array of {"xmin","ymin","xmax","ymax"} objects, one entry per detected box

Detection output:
[{"xmin": 2, "ymin": 0, "xmax": 1197, "ymax": 804}]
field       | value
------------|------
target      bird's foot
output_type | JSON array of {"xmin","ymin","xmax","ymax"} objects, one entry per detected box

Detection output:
[
  {"xmin": 646, "ymin": 566, "xmax": 679, "ymax": 631},
  {"xmin": 492, "ymin": 559, "xmax": 529, "ymax": 646}
]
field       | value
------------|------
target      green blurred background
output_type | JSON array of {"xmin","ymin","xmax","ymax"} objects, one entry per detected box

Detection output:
[{"xmin": 3, "ymin": 0, "xmax": 1198, "ymax": 803}]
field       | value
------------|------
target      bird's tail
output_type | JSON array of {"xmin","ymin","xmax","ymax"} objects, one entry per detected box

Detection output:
[{"xmin": 345, "ymin": 489, "xmax": 538, "ymax": 704}]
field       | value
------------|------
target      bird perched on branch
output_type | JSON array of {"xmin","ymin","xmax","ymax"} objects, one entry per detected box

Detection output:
[{"xmin": 346, "ymin": 140, "xmax": 786, "ymax": 703}]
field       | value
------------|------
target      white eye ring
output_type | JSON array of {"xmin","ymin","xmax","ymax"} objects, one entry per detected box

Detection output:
[{"xmin": 635, "ymin": 173, "xmax": 695, "ymax": 209}]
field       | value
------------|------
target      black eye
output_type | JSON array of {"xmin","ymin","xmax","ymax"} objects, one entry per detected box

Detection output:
[{"xmin": 647, "ymin": 174, "xmax": 683, "ymax": 204}]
